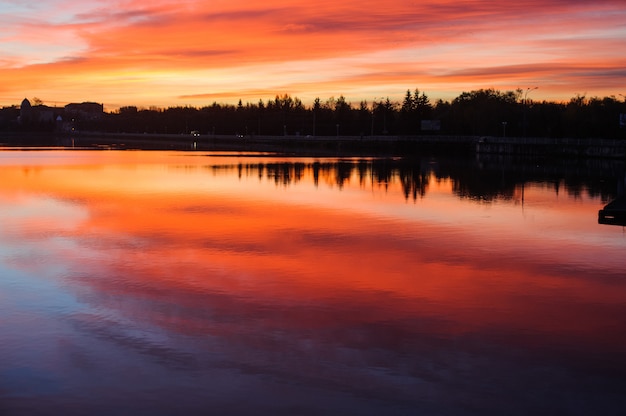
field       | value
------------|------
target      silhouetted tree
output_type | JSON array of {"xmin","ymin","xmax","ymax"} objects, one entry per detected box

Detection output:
[{"xmin": 16, "ymin": 87, "xmax": 622, "ymax": 140}]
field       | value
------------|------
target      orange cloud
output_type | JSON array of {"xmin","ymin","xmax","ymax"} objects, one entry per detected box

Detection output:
[{"xmin": 1, "ymin": 0, "xmax": 625, "ymax": 108}]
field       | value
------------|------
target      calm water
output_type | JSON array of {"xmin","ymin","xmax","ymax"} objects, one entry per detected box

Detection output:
[{"xmin": 1, "ymin": 149, "xmax": 625, "ymax": 415}]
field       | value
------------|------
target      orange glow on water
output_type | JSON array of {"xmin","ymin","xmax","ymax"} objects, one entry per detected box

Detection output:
[
  {"xmin": 2, "ymin": 150, "xmax": 626, "ymax": 414},
  {"xmin": 1, "ymin": 151, "xmax": 624, "ymax": 353}
]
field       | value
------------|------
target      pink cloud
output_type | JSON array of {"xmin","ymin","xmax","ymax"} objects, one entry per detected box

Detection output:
[{"xmin": 0, "ymin": 0, "xmax": 624, "ymax": 107}]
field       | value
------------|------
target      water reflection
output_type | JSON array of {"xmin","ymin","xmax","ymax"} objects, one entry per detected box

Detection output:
[
  {"xmin": 0, "ymin": 150, "xmax": 625, "ymax": 415},
  {"xmin": 195, "ymin": 155, "xmax": 625, "ymax": 205}
]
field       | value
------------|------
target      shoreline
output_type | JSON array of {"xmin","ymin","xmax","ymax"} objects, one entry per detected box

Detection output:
[{"xmin": 2, "ymin": 130, "xmax": 626, "ymax": 159}]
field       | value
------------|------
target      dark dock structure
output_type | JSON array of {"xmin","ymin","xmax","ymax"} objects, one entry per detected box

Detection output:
[{"xmin": 599, "ymin": 195, "xmax": 626, "ymax": 226}]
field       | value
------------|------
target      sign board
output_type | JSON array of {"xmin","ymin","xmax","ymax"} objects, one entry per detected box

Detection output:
[{"xmin": 421, "ymin": 120, "xmax": 441, "ymax": 131}]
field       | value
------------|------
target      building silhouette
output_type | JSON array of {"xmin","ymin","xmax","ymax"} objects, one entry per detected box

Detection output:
[
  {"xmin": 64, "ymin": 102, "xmax": 104, "ymax": 120},
  {"xmin": 18, "ymin": 98, "xmax": 63, "ymax": 125}
]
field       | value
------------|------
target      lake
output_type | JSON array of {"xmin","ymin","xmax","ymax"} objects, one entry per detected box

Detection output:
[{"xmin": 1, "ymin": 149, "xmax": 625, "ymax": 415}]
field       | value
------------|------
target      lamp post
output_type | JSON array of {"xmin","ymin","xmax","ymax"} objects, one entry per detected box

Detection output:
[
  {"xmin": 524, "ymin": 87, "xmax": 538, "ymax": 105},
  {"xmin": 371, "ymin": 98, "xmax": 378, "ymax": 136},
  {"xmin": 618, "ymin": 94, "xmax": 626, "ymax": 128},
  {"xmin": 523, "ymin": 87, "xmax": 538, "ymax": 137}
]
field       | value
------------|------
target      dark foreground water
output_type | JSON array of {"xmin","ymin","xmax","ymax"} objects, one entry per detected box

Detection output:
[{"xmin": 1, "ymin": 149, "xmax": 625, "ymax": 415}]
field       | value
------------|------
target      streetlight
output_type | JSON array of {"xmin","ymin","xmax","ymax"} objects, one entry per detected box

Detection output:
[
  {"xmin": 523, "ymin": 87, "xmax": 538, "ymax": 137},
  {"xmin": 371, "ymin": 98, "xmax": 378, "ymax": 136},
  {"xmin": 524, "ymin": 87, "xmax": 538, "ymax": 105}
]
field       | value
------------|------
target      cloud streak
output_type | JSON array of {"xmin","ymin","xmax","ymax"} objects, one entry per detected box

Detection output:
[{"xmin": 1, "ymin": 0, "xmax": 624, "ymax": 108}]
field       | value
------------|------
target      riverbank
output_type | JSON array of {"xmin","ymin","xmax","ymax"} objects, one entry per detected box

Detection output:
[{"xmin": 2, "ymin": 131, "xmax": 626, "ymax": 159}]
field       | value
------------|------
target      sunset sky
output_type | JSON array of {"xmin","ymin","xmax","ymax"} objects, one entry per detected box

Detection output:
[{"xmin": 1, "ymin": 0, "xmax": 625, "ymax": 110}]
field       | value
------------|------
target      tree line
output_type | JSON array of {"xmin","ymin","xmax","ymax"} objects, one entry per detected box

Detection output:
[{"xmin": 4, "ymin": 88, "xmax": 626, "ymax": 139}]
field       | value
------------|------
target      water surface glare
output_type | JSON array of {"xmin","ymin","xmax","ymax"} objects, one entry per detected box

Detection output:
[{"xmin": 1, "ymin": 150, "xmax": 625, "ymax": 415}]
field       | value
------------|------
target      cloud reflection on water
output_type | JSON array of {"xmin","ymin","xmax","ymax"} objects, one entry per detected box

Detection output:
[{"xmin": 1, "ymin": 151, "xmax": 625, "ymax": 415}]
